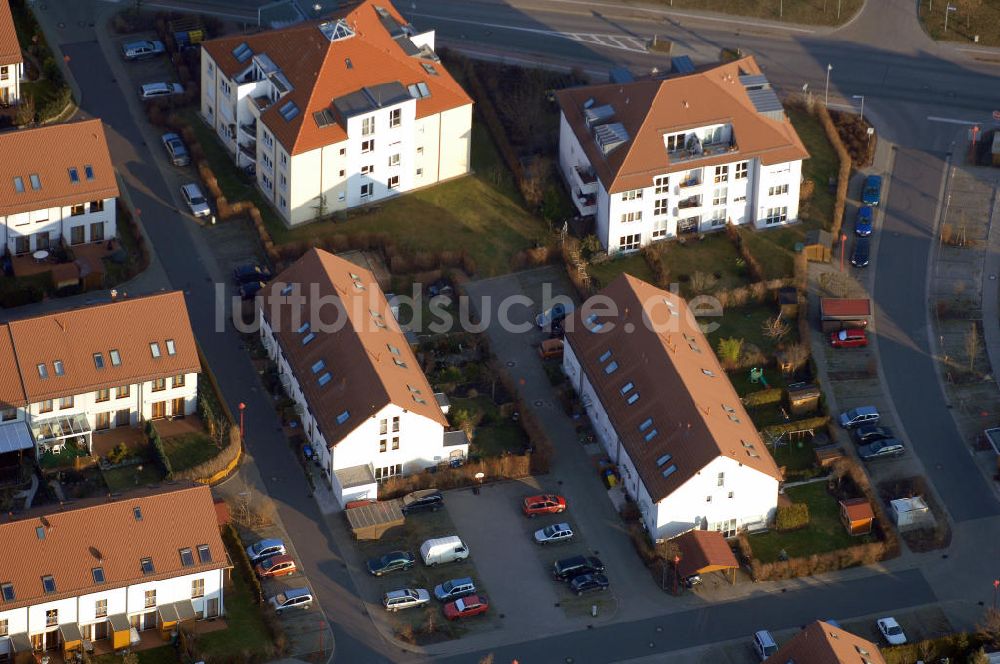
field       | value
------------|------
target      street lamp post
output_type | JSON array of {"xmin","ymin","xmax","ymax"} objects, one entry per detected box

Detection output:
[
  {"xmin": 238, "ymin": 402, "xmax": 246, "ymax": 440},
  {"xmin": 852, "ymin": 94, "xmax": 865, "ymax": 123},
  {"xmin": 945, "ymin": 4, "xmax": 957, "ymax": 33},
  {"xmin": 673, "ymin": 556, "xmax": 681, "ymax": 595},
  {"xmin": 994, "ymin": 579, "xmax": 999, "ymax": 610},
  {"xmin": 840, "ymin": 233, "xmax": 847, "ymax": 272},
  {"xmin": 825, "ymin": 64, "xmax": 832, "ymax": 108}
]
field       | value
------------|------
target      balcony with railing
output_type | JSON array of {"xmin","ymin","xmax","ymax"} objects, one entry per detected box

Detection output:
[
  {"xmin": 238, "ymin": 143, "xmax": 256, "ymax": 163},
  {"xmin": 239, "ymin": 120, "xmax": 257, "ymax": 137},
  {"xmin": 668, "ymin": 138, "xmax": 739, "ymax": 164},
  {"xmin": 571, "ymin": 165, "xmax": 598, "ymax": 196},
  {"xmin": 572, "ymin": 190, "xmax": 597, "ymax": 216},
  {"xmin": 677, "ymin": 195, "xmax": 702, "ymax": 210},
  {"xmin": 677, "ymin": 173, "xmax": 702, "ymax": 190}
]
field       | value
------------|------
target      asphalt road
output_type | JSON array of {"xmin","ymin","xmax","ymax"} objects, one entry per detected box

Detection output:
[{"xmin": 873, "ymin": 148, "xmax": 999, "ymax": 522}]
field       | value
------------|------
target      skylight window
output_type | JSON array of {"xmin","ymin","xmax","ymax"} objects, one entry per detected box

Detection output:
[
  {"xmin": 662, "ymin": 464, "xmax": 678, "ymax": 478},
  {"xmin": 41, "ymin": 576, "xmax": 56, "ymax": 594},
  {"xmin": 84, "ymin": 165, "xmax": 94, "ymax": 180},
  {"xmin": 281, "ymin": 285, "xmax": 293, "ymax": 296},
  {"xmin": 0, "ymin": 583, "xmax": 13, "ymax": 602},
  {"xmin": 626, "ymin": 393, "xmax": 639, "ymax": 405},
  {"xmin": 311, "ymin": 360, "xmax": 326, "ymax": 374},
  {"xmin": 298, "ymin": 322, "xmax": 311, "ymax": 334},
  {"xmin": 393, "ymin": 357, "xmax": 407, "ymax": 368},
  {"xmin": 598, "ymin": 350, "xmax": 612, "ymax": 363},
  {"xmin": 197, "ymin": 545, "xmax": 212, "ymax": 563},
  {"xmin": 150, "ymin": 342, "xmax": 161, "ymax": 358},
  {"xmin": 37, "ymin": 363, "xmax": 47, "ymax": 379},
  {"xmin": 413, "ymin": 395, "xmax": 427, "ymax": 404},
  {"xmin": 387, "ymin": 344, "xmax": 400, "ymax": 355},
  {"xmin": 656, "ymin": 454, "xmax": 672, "ymax": 467},
  {"xmin": 422, "ymin": 62, "xmax": 439, "ymax": 76},
  {"xmin": 644, "ymin": 428, "xmax": 659, "ymax": 442},
  {"xmin": 702, "ymin": 369, "xmax": 715, "ymax": 377},
  {"xmin": 92, "ymin": 567, "xmax": 105, "ymax": 584},
  {"xmin": 723, "ymin": 405, "xmax": 740, "ymax": 423},
  {"xmin": 94, "ymin": 353, "xmax": 105, "ymax": 370},
  {"xmin": 179, "ymin": 548, "xmax": 194, "ymax": 567},
  {"xmin": 110, "ymin": 349, "xmax": 121, "ymax": 366},
  {"xmin": 13, "ymin": 176, "xmax": 23, "ymax": 193},
  {"xmin": 336, "ymin": 410, "xmax": 350, "ymax": 424},
  {"xmin": 140, "ymin": 557, "xmax": 154, "ymax": 575},
  {"xmin": 35, "ymin": 526, "xmax": 45, "ymax": 540},
  {"xmin": 604, "ymin": 361, "xmax": 619, "ymax": 374},
  {"xmin": 133, "ymin": 506, "xmax": 143, "ymax": 521},
  {"xmin": 318, "ymin": 372, "xmax": 332, "ymax": 386},
  {"xmin": 279, "ymin": 101, "xmax": 300, "ymax": 121},
  {"xmin": 620, "ymin": 382, "xmax": 634, "ymax": 395},
  {"xmin": 165, "ymin": 340, "xmax": 176, "ymax": 356},
  {"xmin": 232, "ymin": 42, "xmax": 253, "ymax": 63},
  {"xmin": 53, "ymin": 361, "xmax": 64, "ymax": 376},
  {"xmin": 408, "ymin": 82, "xmax": 431, "ymax": 99},
  {"xmin": 29, "ymin": 174, "xmax": 41, "ymax": 190},
  {"xmin": 68, "ymin": 168, "xmax": 79, "ymax": 183},
  {"xmin": 302, "ymin": 332, "xmax": 316, "ymax": 345},
  {"xmin": 638, "ymin": 418, "xmax": 653, "ymax": 432}
]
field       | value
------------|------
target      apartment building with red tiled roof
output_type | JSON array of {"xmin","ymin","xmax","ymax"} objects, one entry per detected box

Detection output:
[
  {"xmin": 0, "ymin": 0, "xmax": 22, "ymax": 106},
  {"xmin": 199, "ymin": 0, "xmax": 472, "ymax": 226}
]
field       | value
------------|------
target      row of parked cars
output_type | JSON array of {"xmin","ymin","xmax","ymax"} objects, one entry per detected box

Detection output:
[
  {"xmin": 850, "ymin": 174, "xmax": 883, "ymax": 268},
  {"xmin": 838, "ymin": 406, "xmax": 906, "ymax": 461},
  {"xmin": 244, "ymin": 538, "xmax": 316, "ymax": 615},
  {"xmin": 752, "ymin": 617, "xmax": 907, "ymax": 660}
]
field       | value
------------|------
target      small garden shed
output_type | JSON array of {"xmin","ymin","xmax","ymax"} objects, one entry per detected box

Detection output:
[
  {"xmin": 803, "ymin": 229, "xmax": 833, "ymax": 262},
  {"xmin": 672, "ymin": 529, "xmax": 739, "ymax": 584},
  {"xmin": 346, "ymin": 499, "xmax": 404, "ymax": 541},
  {"xmin": 839, "ymin": 497, "xmax": 874, "ymax": 536}
]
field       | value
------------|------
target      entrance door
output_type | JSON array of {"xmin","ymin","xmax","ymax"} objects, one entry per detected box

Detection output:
[
  {"xmin": 95, "ymin": 412, "xmax": 110, "ymax": 431},
  {"xmin": 70, "ymin": 225, "xmax": 85, "ymax": 245},
  {"xmin": 92, "ymin": 621, "xmax": 108, "ymax": 641},
  {"xmin": 115, "ymin": 409, "xmax": 130, "ymax": 427},
  {"xmin": 171, "ymin": 398, "xmax": 185, "ymax": 417},
  {"xmin": 90, "ymin": 222, "xmax": 104, "ymax": 243},
  {"xmin": 150, "ymin": 402, "xmax": 166, "ymax": 420},
  {"xmin": 35, "ymin": 231, "xmax": 49, "ymax": 250},
  {"xmin": 206, "ymin": 597, "xmax": 219, "ymax": 618}
]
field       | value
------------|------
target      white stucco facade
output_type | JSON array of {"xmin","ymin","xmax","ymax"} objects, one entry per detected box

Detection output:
[
  {"xmin": 259, "ymin": 310, "xmax": 467, "ymax": 507},
  {"xmin": 1, "ymin": 197, "xmax": 116, "ymax": 256},
  {"xmin": 199, "ymin": 47, "xmax": 472, "ymax": 228},
  {"xmin": 0, "ymin": 569, "xmax": 224, "ymax": 654},
  {"xmin": 0, "ymin": 59, "xmax": 22, "ymax": 106},
  {"xmin": 562, "ymin": 339, "xmax": 778, "ymax": 541},
  {"xmin": 557, "ymin": 111, "xmax": 803, "ymax": 255}
]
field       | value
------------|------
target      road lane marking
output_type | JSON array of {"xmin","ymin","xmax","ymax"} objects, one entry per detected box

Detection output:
[
  {"xmin": 410, "ymin": 12, "xmax": 650, "ymax": 53},
  {"xmin": 927, "ymin": 116, "xmax": 982, "ymax": 125}
]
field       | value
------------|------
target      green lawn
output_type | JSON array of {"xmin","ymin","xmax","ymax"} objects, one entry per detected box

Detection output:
[
  {"xmin": 704, "ymin": 302, "xmax": 797, "ymax": 357},
  {"xmin": 789, "ymin": 107, "xmax": 837, "ymax": 234},
  {"xmin": 104, "ymin": 204, "xmax": 144, "ymax": 287},
  {"xmin": 38, "ymin": 442, "xmax": 89, "ymax": 469},
  {"xmin": 102, "ymin": 463, "xmax": 166, "ymax": 492},
  {"xmin": 185, "ymin": 109, "xmax": 548, "ymax": 278},
  {"xmin": 668, "ymin": 233, "xmax": 749, "ymax": 294},
  {"xmin": 588, "ymin": 253, "xmax": 655, "ymax": 289},
  {"xmin": 162, "ymin": 432, "xmax": 219, "ymax": 472},
  {"xmin": 770, "ymin": 438, "xmax": 818, "ymax": 473},
  {"xmin": 919, "ymin": 2, "xmax": 1000, "ymax": 45},
  {"xmin": 450, "ymin": 395, "xmax": 527, "ymax": 457},
  {"xmin": 750, "ymin": 482, "xmax": 863, "ymax": 562},
  {"xmin": 727, "ymin": 367, "xmax": 785, "ymax": 396},
  {"xmin": 641, "ymin": 0, "xmax": 863, "ymax": 25},
  {"xmin": 198, "ymin": 546, "xmax": 273, "ymax": 659}
]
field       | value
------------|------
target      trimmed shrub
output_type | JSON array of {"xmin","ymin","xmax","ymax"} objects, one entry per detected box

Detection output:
[
  {"xmin": 221, "ymin": 524, "xmax": 264, "ymax": 604},
  {"xmin": 775, "ymin": 503, "xmax": 810, "ymax": 531},
  {"xmin": 816, "ymin": 104, "xmax": 852, "ymax": 240},
  {"xmin": 742, "ymin": 387, "xmax": 783, "ymax": 408},
  {"xmin": 145, "ymin": 421, "xmax": 174, "ymax": 480}
]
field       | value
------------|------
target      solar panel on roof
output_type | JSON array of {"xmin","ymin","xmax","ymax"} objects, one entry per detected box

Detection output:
[
  {"xmin": 747, "ymin": 88, "xmax": 783, "ymax": 114},
  {"xmin": 594, "ymin": 122, "xmax": 629, "ymax": 155}
]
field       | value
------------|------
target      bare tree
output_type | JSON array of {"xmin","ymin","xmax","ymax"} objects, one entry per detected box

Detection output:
[
  {"xmin": 965, "ymin": 322, "xmax": 981, "ymax": 373},
  {"xmin": 519, "ymin": 156, "xmax": 551, "ymax": 208},
  {"xmin": 782, "ymin": 343, "xmax": 811, "ymax": 371},
  {"xmin": 762, "ymin": 315, "xmax": 791, "ymax": 341},
  {"xmin": 977, "ymin": 607, "xmax": 1000, "ymax": 648},
  {"xmin": 689, "ymin": 271, "xmax": 718, "ymax": 294}
]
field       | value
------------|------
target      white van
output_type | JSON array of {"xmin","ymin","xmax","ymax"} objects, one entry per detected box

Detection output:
[{"xmin": 420, "ymin": 536, "xmax": 469, "ymax": 567}]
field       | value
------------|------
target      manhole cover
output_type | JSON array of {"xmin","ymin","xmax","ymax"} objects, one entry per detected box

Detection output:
[
  {"xmin": 506, "ymin": 361, "xmax": 515, "ymax": 367},
  {"xmin": 991, "ymin": 274, "xmax": 997, "ymax": 280},
  {"xmin": 57, "ymin": 22, "xmax": 64, "ymax": 28},
  {"xmin": 534, "ymin": 400, "xmax": 544, "ymax": 407}
]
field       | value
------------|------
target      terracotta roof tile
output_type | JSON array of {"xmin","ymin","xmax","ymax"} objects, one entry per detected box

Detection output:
[
  {"xmin": 0, "ymin": 324, "xmax": 25, "ymax": 408},
  {"xmin": 556, "ymin": 56, "xmax": 809, "ymax": 194},
  {"xmin": 262, "ymin": 248, "xmax": 447, "ymax": 446},
  {"xmin": 673, "ymin": 529, "xmax": 738, "ymax": 579},
  {"xmin": 565, "ymin": 274, "xmax": 781, "ymax": 502},
  {"xmin": 841, "ymin": 497, "xmax": 874, "ymax": 521},
  {"xmin": 5, "ymin": 291, "xmax": 200, "ymax": 403},
  {"xmin": 202, "ymin": 0, "xmax": 471, "ymax": 156},
  {"xmin": 0, "ymin": 0, "xmax": 19, "ymax": 64},
  {"xmin": 0, "ymin": 483, "xmax": 228, "ymax": 611},
  {"xmin": 0, "ymin": 119, "xmax": 119, "ymax": 216},
  {"xmin": 765, "ymin": 621, "xmax": 886, "ymax": 664}
]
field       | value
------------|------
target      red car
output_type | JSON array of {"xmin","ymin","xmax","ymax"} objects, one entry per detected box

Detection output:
[
  {"xmin": 830, "ymin": 328, "xmax": 868, "ymax": 348},
  {"xmin": 522, "ymin": 494, "xmax": 567, "ymax": 517},
  {"xmin": 255, "ymin": 554, "xmax": 297, "ymax": 578},
  {"xmin": 443, "ymin": 594, "xmax": 489, "ymax": 620}
]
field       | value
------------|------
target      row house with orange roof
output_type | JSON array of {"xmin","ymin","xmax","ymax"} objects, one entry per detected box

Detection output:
[
  {"xmin": 0, "ymin": 483, "xmax": 228, "ymax": 658},
  {"xmin": 556, "ymin": 56, "xmax": 809, "ymax": 255},
  {"xmin": 0, "ymin": 0, "xmax": 22, "ymax": 106},
  {"xmin": 258, "ymin": 248, "xmax": 468, "ymax": 506},
  {"xmin": 199, "ymin": 0, "xmax": 473, "ymax": 227},
  {"xmin": 0, "ymin": 292, "xmax": 199, "ymax": 463},
  {"xmin": 0, "ymin": 119, "xmax": 118, "ymax": 257},
  {"xmin": 561, "ymin": 274, "xmax": 781, "ymax": 541}
]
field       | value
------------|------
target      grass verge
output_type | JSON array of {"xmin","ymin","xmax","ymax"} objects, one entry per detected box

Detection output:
[
  {"xmin": 101, "ymin": 464, "xmax": 165, "ymax": 492},
  {"xmin": 919, "ymin": 2, "xmax": 1000, "ymax": 45},
  {"xmin": 642, "ymin": 0, "xmax": 863, "ymax": 25},
  {"xmin": 162, "ymin": 432, "xmax": 218, "ymax": 472}
]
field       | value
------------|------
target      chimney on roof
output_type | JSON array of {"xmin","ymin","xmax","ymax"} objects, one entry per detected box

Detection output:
[{"xmin": 683, "ymin": 100, "xmax": 689, "ymax": 109}]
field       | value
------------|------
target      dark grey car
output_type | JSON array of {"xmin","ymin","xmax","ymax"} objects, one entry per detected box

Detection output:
[{"xmin": 858, "ymin": 438, "xmax": 905, "ymax": 461}]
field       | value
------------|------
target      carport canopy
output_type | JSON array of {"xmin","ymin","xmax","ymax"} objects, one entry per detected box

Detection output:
[
  {"xmin": 0, "ymin": 420, "xmax": 32, "ymax": 454},
  {"xmin": 672, "ymin": 529, "xmax": 739, "ymax": 582},
  {"xmin": 345, "ymin": 498, "xmax": 404, "ymax": 540}
]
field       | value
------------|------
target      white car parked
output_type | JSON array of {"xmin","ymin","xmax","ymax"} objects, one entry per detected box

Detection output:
[
  {"xmin": 181, "ymin": 183, "xmax": 211, "ymax": 218},
  {"xmin": 876, "ymin": 617, "xmax": 907, "ymax": 645},
  {"xmin": 533, "ymin": 522, "xmax": 574, "ymax": 545}
]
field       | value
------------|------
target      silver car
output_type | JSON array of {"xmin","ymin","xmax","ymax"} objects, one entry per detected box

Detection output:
[
  {"xmin": 181, "ymin": 183, "xmax": 211, "ymax": 218},
  {"xmin": 140, "ymin": 82, "xmax": 183, "ymax": 100},
  {"xmin": 161, "ymin": 132, "xmax": 190, "ymax": 167},
  {"xmin": 533, "ymin": 522, "xmax": 574, "ymax": 545},
  {"xmin": 122, "ymin": 40, "xmax": 166, "ymax": 61},
  {"xmin": 382, "ymin": 588, "xmax": 430, "ymax": 612}
]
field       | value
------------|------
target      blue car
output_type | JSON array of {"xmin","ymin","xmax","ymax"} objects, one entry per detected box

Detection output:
[
  {"xmin": 861, "ymin": 175, "xmax": 882, "ymax": 206},
  {"xmin": 855, "ymin": 206, "xmax": 873, "ymax": 237}
]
